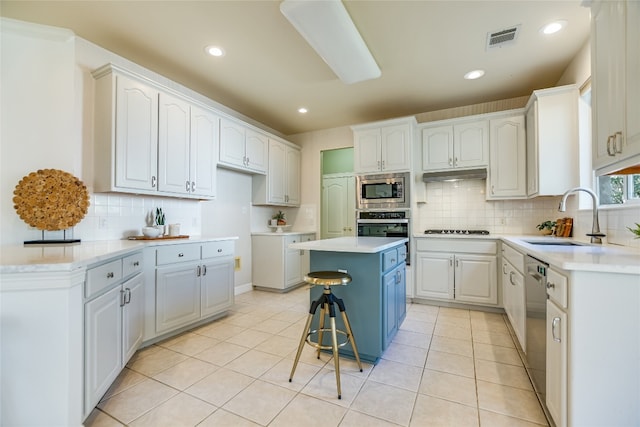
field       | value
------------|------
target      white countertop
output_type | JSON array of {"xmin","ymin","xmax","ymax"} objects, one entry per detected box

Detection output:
[
  {"xmin": 252, "ymin": 231, "xmax": 316, "ymax": 236},
  {"xmin": 0, "ymin": 236, "xmax": 238, "ymax": 274},
  {"xmin": 415, "ymin": 233, "xmax": 640, "ymax": 274},
  {"xmin": 289, "ymin": 236, "xmax": 408, "ymax": 253}
]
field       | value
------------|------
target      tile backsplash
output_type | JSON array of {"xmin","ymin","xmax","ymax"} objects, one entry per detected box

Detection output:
[{"xmin": 416, "ymin": 180, "xmax": 640, "ymax": 248}]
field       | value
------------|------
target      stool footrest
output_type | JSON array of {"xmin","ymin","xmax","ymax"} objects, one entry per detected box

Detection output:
[{"xmin": 305, "ymin": 329, "xmax": 351, "ymax": 351}]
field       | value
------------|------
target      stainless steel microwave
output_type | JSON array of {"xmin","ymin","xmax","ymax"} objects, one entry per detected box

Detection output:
[{"xmin": 356, "ymin": 172, "xmax": 410, "ymax": 210}]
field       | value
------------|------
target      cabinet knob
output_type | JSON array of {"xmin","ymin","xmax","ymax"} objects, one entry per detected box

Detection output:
[
  {"xmin": 217, "ymin": 248, "xmax": 222, "ymax": 252},
  {"xmin": 546, "ymin": 282, "xmax": 555, "ymax": 289},
  {"xmin": 133, "ymin": 261, "xmax": 140, "ymax": 267},
  {"xmin": 178, "ymin": 253, "xmax": 184, "ymax": 257},
  {"xmin": 107, "ymin": 272, "xmax": 114, "ymax": 279}
]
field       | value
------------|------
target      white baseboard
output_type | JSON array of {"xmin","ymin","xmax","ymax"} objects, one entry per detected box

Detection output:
[{"xmin": 235, "ymin": 282, "xmax": 253, "ymax": 295}]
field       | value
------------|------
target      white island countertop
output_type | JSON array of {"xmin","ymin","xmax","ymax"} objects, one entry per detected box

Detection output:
[{"xmin": 289, "ymin": 236, "xmax": 408, "ymax": 253}]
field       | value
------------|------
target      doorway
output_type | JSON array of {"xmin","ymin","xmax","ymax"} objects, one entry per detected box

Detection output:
[{"xmin": 320, "ymin": 148, "xmax": 355, "ymax": 239}]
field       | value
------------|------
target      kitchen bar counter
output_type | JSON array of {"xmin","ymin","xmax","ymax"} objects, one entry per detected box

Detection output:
[
  {"xmin": 289, "ymin": 236, "xmax": 408, "ymax": 253},
  {"xmin": 414, "ymin": 233, "xmax": 640, "ymax": 275}
]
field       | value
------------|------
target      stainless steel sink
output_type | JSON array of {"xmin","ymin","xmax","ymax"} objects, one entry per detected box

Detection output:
[{"xmin": 525, "ymin": 240, "xmax": 586, "ymax": 246}]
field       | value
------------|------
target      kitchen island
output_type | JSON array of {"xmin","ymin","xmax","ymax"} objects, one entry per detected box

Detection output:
[{"xmin": 289, "ymin": 236, "xmax": 408, "ymax": 363}]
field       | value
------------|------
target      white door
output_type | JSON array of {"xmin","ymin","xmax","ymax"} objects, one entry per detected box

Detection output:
[
  {"xmin": 156, "ymin": 262, "xmax": 201, "ymax": 333},
  {"xmin": 115, "ymin": 75, "xmax": 158, "ymax": 191},
  {"xmin": 219, "ymin": 118, "xmax": 246, "ymax": 168},
  {"xmin": 285, "ymin": 145, "xmax": 301, "ymax": 205},
  {"xmin": 201, "ymin": 258, "xmax": 234, "ymax": 317},
  {"xmin": 268, "ymin": 140, "xmax": 286, "ymax": 204},
  {"xmin": 381, "ymin": 124, "xmax": 410, "ymax": 172},
  {"xmin": 488, "ymin": 115, "xmax": 526, "ymax": 199},
  {"xmin": 190, "ymin": 105, "xmax": 219, "ymax": 198},
  {"xmin": 122, "ymin": 274, "xmax": 144, "ymax": 365},
  {"xmin": 454, "ymin": 254, "xmax": 497, "ymax": 305},
  {"xmin": 354, "ymin": 129, "xmax": 382, "ymax": 173},
  {"xmin": 546, "ymin": 299, "xmax": 567, "ymax": 427},
  {"xmin": 245, "ymin": 129, "xmax": 268, "ymax": 173},
  {"xmin": 455, "ymin": 120, "xmax": 488, "ymax": 168},
  {"xmin": 285, "ymin": 235, "xmax": 302, "ymax": 288},
  {"xmin": 322, "ymin": 175, "xmax": 355, "ymax": 239},
  {"xmin": 158, "ymin": 92, "xmax": 190, "ymax": 194},
  {"xmin": 422, "ymin": 126, "xmax": 453, "ymax": 171},
  {"xmin": 415, "ymin": 253, "xmax": 454, "ymax": 300}
]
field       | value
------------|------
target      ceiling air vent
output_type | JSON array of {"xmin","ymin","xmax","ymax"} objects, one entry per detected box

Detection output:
[{"xmin": 486, "ymin": 25, "xmax": 520, "ymax": 49}]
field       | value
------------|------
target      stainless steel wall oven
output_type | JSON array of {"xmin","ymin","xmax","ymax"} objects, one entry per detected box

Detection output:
[{"xmin": 357, "ymin": 210, "xmax": 410, "ymax": 265}]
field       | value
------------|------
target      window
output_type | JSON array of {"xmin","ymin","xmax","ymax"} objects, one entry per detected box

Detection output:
[{"xmin": 598, "ymin": 174, "xmax": 640, "ymax": 205}]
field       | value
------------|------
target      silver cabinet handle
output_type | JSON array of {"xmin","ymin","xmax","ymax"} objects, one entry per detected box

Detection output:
[
  {"xmin": 502, "ymin": 263, "xmax": 507, "ymax": 274},
  {"xmin": 491, "ymin": 185, "xmax": 495, "ymax": 195},
  {"xmin": 191, "ymin": 181, "xmax": 196, "ymax": 192},
  {"xmin": 202, "ymin": 265, "xmax": 207, "ymax": 276},
  {"xmin": 546, "ymin": 281, "xmax": 555, "ymax": 290},
  {"xmin": 178, "ymin": 253, "xmax": 184, "ymax": 257},
  {"xmin": 449, "ymin": 258, "xmax": 453, "ymax": 266},
  {"xmin": 217, "ymin": 248, "xmax": 222, "ymax": 252},
  {"xmin": 606, "ymin": 135, "xmax": 614, "ymax": 156},
  {"xmin": 509, "ymin": 271, "xmax": 516, "ymax": 286},
  {"xmin": 245, "ymin": 156, "xmax": 250, "ymax": 166},
  {"xmin": 120, "ymin": 289, "xmax": 126, "ymax": 307},
  {"xmin": 381, "ymin": 160, "xmax": 385, "ymax": 169},
  {"xmin": 552, "ymin": 317, "xmax": 562, "ymax": 342},
  {"xmin": 186, "ymin": 180, "xmax": 190, "ymax": 192},
  {"xmin": 197, "ymin": 265, "xmax": 201, "ymax": 277},
  {"xmin": 107, "ymin": 272, "xmax": 114, "ymax": 279},
  {"xmin": 455, "ymin": 259, "xmax": 459, "ymax": 268},
  {"xmin": 151, "ymin": 176, "xmax": 157, "ymax": 187},
  {"xmin": 614, "ymin": 131, "xmax": 623, "ymax": 153},
  {"xmin": 449, "ymin": 158, "xmax": 453, "ymax": 166},
  {"xmin": 133, "ymin": 261, "xmax": 139, "ymax": 267},
  {"xmin": 125, "ymin": 288, "xmax": 131, "ymax": 304},
  {"xmin": 454, "ymin": 157, "xmax": 458, "ymax": 166}
]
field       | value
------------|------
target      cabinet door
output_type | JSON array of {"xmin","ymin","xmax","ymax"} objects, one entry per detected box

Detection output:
[
  {"xmin": 84, "ymin": 285, "xmax": 122, "ymax": 414},
  {"xmin": 381, "ymin": 124, "xmax": 411, "ymax": 172},
  {"xmin": 546, "ymin": 300, "xmax": 567, "ymax": 427},
  {"xmin": 156, "ymin": 263, "xmax": 201, "ymax": 333},
  {"xmin": 488, "ymin": 115, "xmax": 526, "ymax": 199},
  {"xmin": 354, "ymin": 129, "xmax": 382, "ymax": 173},
  {"xmin": 503, "ymin": 261, "xmax": 525, "ymax": 350},
  {"xmin": 422, "ymin": 126, "xmax": 453, "ymax": 171},
  {"xmin": 321, "ymin": 176, "xmax": 355, "ymax": 239},
  {"xmin": 285, "ymin": 145, "xmax": 301, "ymax": 205},
  {"xmin": 245, "ymin": 129, "xmax": 268, "ymax": 174},
  {"xmin": 300, "ymin": 233, "xmax": 315, "ymax": 278},
  {"xmin": 592, "ymin": 1, "xmax": 625, "ymax": 169},
  {"xmin": 455, "ymin": 254, "xmax": 497, "ymax": 305},
  {"xmin": 201, "ymin": 258, "xmax": 234, "ymax": 317},
  {"xmin": 268, "ymin": 140, "xmax": 286, "ymax": 204},
  {"xmin": 383, "ymin": 267, "xmax": 398, "ymax": 347},
  {"xmin": 285, "ymin": 235, "xmax": 302, "ymax": 288},
  {"xmin": 625, "ymin": 0, "xmax": 640, "ymax": 159},
  {"xmin": 454, "ymin": 120, "xmax": 489, "ymax": 168},
  {"xmin": 122, "ymin": 273, "xmax": 144, "ymax": 365},
  {"xmin": 415, "ymin": 252, "xmax": 454, "ymax": 300},
  {"xmin": 115, "ymin": 74, "xmax": 158, "ymax": 191},
  {"xmin": 526, "ymin": 103, "xmax": 539, "ymax": 196},
  {"xmin": 219, "ymin": 118, "xmax": 246, "ymax": 168},
  {"xmin": 158, "ymin": 92, "xmax": 191, "ymax": 195},
  {"xmin": 190, "ymin": 105, "xmax": 219, "ymax": 198},
  {"xmin": 395, "ymin": 264, "xmax": 406, "ymax": 326}
]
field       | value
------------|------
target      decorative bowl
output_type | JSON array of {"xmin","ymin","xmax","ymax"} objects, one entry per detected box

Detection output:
[{"xmin": 142, "ymin": 226, "xmax": 162, "ymax": 238}]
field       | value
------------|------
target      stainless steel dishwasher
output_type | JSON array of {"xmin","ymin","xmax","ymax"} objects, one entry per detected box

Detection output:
[{"xmin": 525, "ymin": 255, "xmax": 549, "ymax": 403}]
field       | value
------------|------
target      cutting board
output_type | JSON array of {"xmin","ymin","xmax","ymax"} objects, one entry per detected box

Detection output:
[{"xmin": 128, "ymin": 235, "xmax": 189, "ymax": 241}]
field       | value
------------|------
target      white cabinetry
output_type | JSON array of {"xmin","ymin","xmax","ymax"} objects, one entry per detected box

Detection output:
[
  {"xmin": 415, "ymin": 239, "xmax": 498, "ymax": 306},
  {"xmin": 92, "ymin": 64, "xmax": 218, "ymax": 199},
  {"xmin": 154, "ymin": 241, "xmax": 234, "ymax": 335},
  {"xmin": 352, "ymin": 117, "xmax": 415, "ymax": 173},
  {"xmin": 421, "ymin": 120, "xmax": 489, "ymax": 171},
  {"xmin": 321, "ymin": 175, "xmax": 356, "ymax": 239},
  {"xmin": 501, "ymin": 243, "xmax": 526, "ymax": 351},
  {"xmin": 545, "ymin": 267, "xmax": 568, "ymax": 427},
  {"xmin": 525, "ymin": 85, "xmax": 579, "ymax": 197},
  {"xmin": 158, "ymin": 93, "xmax": 219, "ymax": 198},
  {"xmin": 252, "ymin": 233, "xmax": 315, "ymax": 291},
  {"xmin": 84, "ymin": 252, "xmax": 144, "ymax": 416},
  {"xmin": 219, "ymin": 118, "xmax": 268, "ymax": 174},
  {"xmin": 591, "ymin": 0, "xmax": 640, "ymax": 173},
  {"xmin": 252, "ymin": 138, "xmax": 301, "ymax": 206},
  {"xmin": 487, "ymin": 114, "xmax": 526, "ymax": 199}
]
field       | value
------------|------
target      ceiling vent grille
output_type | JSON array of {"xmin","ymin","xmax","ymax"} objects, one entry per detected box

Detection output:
[{"xmin": 486, "ymin": 25, "xmax": 520, "ymax": 49}]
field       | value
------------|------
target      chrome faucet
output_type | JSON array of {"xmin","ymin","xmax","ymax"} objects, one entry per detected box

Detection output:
[{"xmin": 558, "ymin": 187, "xmax": 606, "ymax": 244}]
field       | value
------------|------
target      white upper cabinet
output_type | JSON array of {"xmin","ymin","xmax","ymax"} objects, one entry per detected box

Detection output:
[
  {"xmin": 487, "ymin": 114, "xmax": 526, "ymax": 199},
  {"xmin": 219, "ymin": 118, "xmax": 268, "ymax": 174},
  {"xmin": 352, "ymin": 117, "xmax": 415, "ymax": 174},
  {"xmin": 592, "ymin": 0, "xmax": 640, "ymax": 173},
  {"xmin": 525, "ymin": 85, "xmax": 579, "ymax": 197},
  {"xmin": 422, "ymin": 120, "xmax": 488, "ymax": 171},
  {"xmin": 94, "ymin": 69, "xmax": 159, "ymax": 193},
  {"xmin": 252, "ymin": 138, "xmax": 301, "ymax": 206},
  {"xmin": 92, "ymin": 64, "xmax": 218, "ymax": 199}
]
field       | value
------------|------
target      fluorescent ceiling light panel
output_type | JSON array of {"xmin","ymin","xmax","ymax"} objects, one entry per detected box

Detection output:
[{"xmin": 280, "ymin": 0, "xmax": 381, "ymax": 84}]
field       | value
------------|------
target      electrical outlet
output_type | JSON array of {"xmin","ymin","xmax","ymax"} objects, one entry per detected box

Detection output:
[
  {"xmin": 98, "ymin": 217, "xmax": 108, "ymax": 229},
  {"xmin": 234, "ymin": 256, "xmax": 241, "ymax": 271}
]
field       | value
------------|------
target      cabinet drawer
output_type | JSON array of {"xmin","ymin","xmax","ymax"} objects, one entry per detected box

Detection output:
[
  {"xmin": 383, "ymin": 248, "xmax": 399, "ymax": 272},
  {"xmin": 416, "ymin": 238, "xmax": 497, "ymax": 254},
  {"xmin": 397, "ymin": 245, "xmax": 407, "ymax": 263},
  {"xmin": 502, "ymin": 243, "xmax": 524, "ymax": 273},
  {"xmin": 156, "ymin": 244, "xmax": 200, "ymax": 266},
  {"xmin": 122, "ymin": 252, "xmax": 143, "ymax": 278},
  {"xmin": 547, "ymin": 268, "xmax": 568, "ymax": 308},
  {"xmin": 86, "ymin": 259, "xmax": 123, "ymax": 299},
  {"xmin": 201, "ymin": 240, "xmax": 234, "ymax": 259}
]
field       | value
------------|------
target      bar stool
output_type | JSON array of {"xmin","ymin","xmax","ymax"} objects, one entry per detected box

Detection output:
[{"xmin": 289, "ymin": 271, "xmax": 362, "ymax": 399}]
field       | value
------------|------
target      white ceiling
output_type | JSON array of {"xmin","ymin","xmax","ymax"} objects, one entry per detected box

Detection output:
[{"xmin": 1, "ymin": 1, "xmax": 591, "ymax": 136}]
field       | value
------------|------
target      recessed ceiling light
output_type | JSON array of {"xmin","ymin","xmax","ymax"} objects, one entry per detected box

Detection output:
[
  {"xmin": 464, "ymin": 69, "xmax": 485, "ymax": 80},
  {"xmin": 298, "ymin": 107, "xmax": 308, "ymax": 114},
  {"xmin": 205, "ymin": 45, "xmax": 225, "ymax": 57},
  {"xmin": 540, "ymin": 20, "xmax": 567, "ymax": 35}
]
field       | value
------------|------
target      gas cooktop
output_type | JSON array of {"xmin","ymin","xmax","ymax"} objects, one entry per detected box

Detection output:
[{"xmin": 424, "ymin": 229, "xmax": 490, "ymax": 235}]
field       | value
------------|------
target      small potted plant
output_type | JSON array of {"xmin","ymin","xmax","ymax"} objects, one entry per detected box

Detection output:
[
  {"xmin": 155, "ymin": 207, "xmax": 166, "ymax": 235},
  {"xmin": 272, "ymin": 210, "xmax": 286, "ymax": 226},
  {"xmin": 536, "ymin": 220, "xmax": 556, "ymax": 235},
  {"xmin": 627, "ymin": 222, "xmax": 640, "ymax": 239}
]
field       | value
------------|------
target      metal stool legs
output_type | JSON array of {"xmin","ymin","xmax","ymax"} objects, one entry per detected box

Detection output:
[{"xmin": 289, "ymin": 285, "xmax": 362, "ymax": 399}]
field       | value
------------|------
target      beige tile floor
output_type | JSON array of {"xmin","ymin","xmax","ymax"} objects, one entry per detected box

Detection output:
[{"xmin": 85, "ymin": 287, "xmax": 550, "ymax": 427}]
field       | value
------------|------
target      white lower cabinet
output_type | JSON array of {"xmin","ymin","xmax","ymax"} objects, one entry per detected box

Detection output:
[
  {"xmin": 84, "ymin": 252, "xmax": 144, "ymax": 417},
  {"xmin": 501, "ymin": 243, "xmax": 526, "ymax": 351},
  {"xmin": 546, "ymin": 298, "xmax": 567, "ymax": 427},
  {"xmin": 252, "ymin": 233, "xmax": 315, "ymax": 291},
  {"xmin": 415, "ymin": 239, "xmax": 498, "ymax": 306},
  {"xmin": 154, "ymin": 241, "xmax": 235, "ymax": 335}
]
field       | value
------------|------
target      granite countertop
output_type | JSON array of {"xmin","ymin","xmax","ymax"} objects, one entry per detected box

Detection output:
[
  {"xmin": 289, "ymin": 236, "xmax": 408, "ymax": 253},
  {"xmin": 0, "ymin": 236, "xmax": 238, "ymax": 274},
  {"xmin": 415, "ymin": 232, "xmax": 640, "ymax": 274}
]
